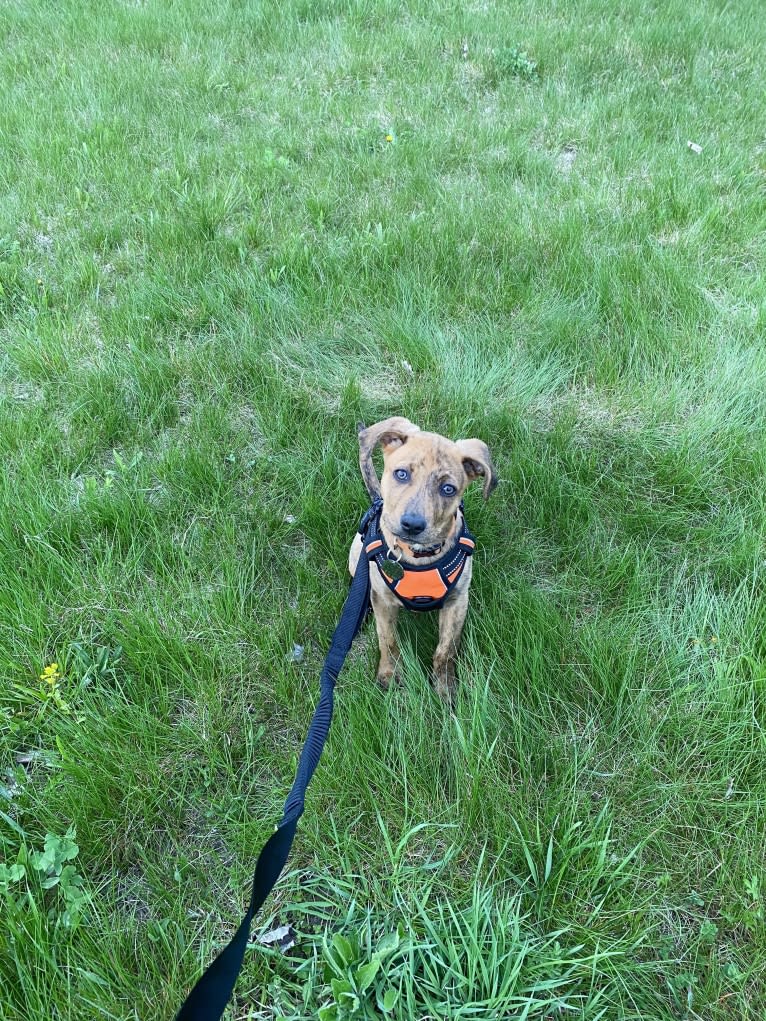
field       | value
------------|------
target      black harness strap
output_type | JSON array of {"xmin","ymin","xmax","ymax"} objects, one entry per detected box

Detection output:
[{"xmin": 175, "ymin": 504, "xmax": 379, "ymax": 1021}]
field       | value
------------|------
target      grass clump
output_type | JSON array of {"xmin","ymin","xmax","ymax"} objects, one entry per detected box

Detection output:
[{"xmin": 490, "ymin": 46, "xmax": 540, "ymax": 83}]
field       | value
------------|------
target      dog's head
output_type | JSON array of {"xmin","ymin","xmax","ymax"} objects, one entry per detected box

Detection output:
[{"xmin": 358, "ymin": 417, "xmax": 496, "ymax": 554}]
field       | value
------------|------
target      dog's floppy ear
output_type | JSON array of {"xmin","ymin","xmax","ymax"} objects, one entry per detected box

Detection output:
[
  {"xmin": 456, "ymin": 438, "xmax": 497, "ymax": 499},
  {"xmin": 357, "ymin": 417, "xmax": 420, "ymax": 499}
]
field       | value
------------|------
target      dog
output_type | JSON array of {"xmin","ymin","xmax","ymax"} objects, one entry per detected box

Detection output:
[{"xmin": 348, "ymin": 417, "xmax": 496, "ymax": 701}]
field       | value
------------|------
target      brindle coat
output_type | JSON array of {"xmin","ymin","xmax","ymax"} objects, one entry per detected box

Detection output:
[{"xmin": 348, "ymin": 417, "xmax": 496, "ymax": 700}]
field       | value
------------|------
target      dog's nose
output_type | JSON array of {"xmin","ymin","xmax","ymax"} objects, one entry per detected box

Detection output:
[{"xmin": 400, "ymin": 513, "xmax": 427, "ymax": 537}]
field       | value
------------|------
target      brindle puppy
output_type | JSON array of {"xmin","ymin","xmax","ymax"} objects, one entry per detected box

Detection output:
[{"xmin": 348, "ymin": 417, "xmax": 496, "ymax": 701}]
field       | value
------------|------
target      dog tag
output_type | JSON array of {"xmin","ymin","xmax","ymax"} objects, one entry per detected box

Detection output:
[{"xmin": 380, "ymin": 559, "xmax": 404, "ymax": 582}]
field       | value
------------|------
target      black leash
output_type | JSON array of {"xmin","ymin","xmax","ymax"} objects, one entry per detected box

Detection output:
[{"xmin": 175, "ymin": 501, "xmax": 381, "ymax": 1021}]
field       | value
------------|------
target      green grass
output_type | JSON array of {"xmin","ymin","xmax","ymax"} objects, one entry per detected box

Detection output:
[{"xmin": 1, "ymin": 0, "xmax": 765, "ymax": 1017}]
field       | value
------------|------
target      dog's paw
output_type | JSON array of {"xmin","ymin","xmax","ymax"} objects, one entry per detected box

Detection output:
[
  {"xmin": 377, "ymin": 663, "xmax": 404, "ymax": 691},
  {"xmin": 432, "ymin": 658, "xmax": 456, "ymax": 703},
  {"xmin": 432, "ymin": 680, "xmax": 455, "ymax": 704},
  {"xmin": 376, "ymin": 667, "xmax": 395, "ymax": 691}
]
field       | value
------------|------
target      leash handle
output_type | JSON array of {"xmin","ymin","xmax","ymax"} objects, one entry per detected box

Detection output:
[{"xmin": 175, "ymin": 522, "xmax": 373, "ymax": 1021}]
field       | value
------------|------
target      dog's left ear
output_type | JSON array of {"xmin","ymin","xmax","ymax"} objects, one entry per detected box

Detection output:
[{"xmin": 456, "ymin": 439, "xmax": 497, "ymax": 499}]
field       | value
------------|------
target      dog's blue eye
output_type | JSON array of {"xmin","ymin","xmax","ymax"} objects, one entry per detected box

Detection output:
[
  {"xmin": 440, "ymin": 483, "xmax": 457, "ymax": 497},
  {"xmin": 393, "ymin": 468, "xmax": 410, "ymax": 482}
]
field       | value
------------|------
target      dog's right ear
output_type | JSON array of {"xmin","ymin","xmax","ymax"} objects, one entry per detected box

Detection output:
[
  {"xmin": 358, "ymin": 417, "xmax": 420, "ymax": 499},
  {"xmin": 455, "ymin": 438, "xmax": 497, "ymax": 500}
]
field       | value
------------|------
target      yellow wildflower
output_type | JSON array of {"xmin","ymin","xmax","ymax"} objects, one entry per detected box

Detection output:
[{"xmin": 40, "ymin": 663, "xmax": 61, "ymax": 685}]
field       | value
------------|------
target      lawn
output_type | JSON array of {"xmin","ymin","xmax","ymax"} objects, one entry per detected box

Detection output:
[{"xmin": 1, "ymin": 0, "xmax": 765, "ymax": 1018}]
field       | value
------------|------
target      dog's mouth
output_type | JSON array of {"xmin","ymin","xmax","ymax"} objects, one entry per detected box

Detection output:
[
  {"xmin": 384, "ymin": 512, "xmax": 459, "ymax": 561},
  {"xmin": 393, "ymin": 537, "xmax": 445, "ymax": 558},
  {"xmin": 391, "ymin": 527, "xmax": 458, "ymax": 559}
]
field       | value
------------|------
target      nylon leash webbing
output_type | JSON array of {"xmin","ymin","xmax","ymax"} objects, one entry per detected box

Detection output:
[{"xmin": 175, "ymin": 510, "xmax": 376, "ymax": 1021}]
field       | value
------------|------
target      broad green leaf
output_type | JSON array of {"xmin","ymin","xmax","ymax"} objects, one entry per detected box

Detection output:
[
  {"xmin": 381, "ymin": 988, "xmax": 398, "ymax": 1012},
  {"xmin": 330, "ymin": 978, "xmax": 352, "ymax": 1000},
  {"xmin": 331, "ymin": 933, "xmax": 355, "ymax": 966},
  {"xmin": 376, "ymin": 931, "xmax": 400, "ymax": 956},
  {"xmin": 355, "ymin": 958, "xmax": 380, "ymax": 993}
]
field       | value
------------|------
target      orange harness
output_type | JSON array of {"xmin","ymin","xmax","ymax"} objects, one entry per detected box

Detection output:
[{"xmin": 361, "ymin": 502, "xmax": 476, "ymax": 611}]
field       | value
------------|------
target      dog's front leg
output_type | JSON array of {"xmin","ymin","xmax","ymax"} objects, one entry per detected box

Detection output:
[
  {"xmin": 433, "ymin": 590, "xmax": 469, "ymax": 701},
  {"xmin": 371, "ymin": 587, "xmax": 401, "ymax": 690}
]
